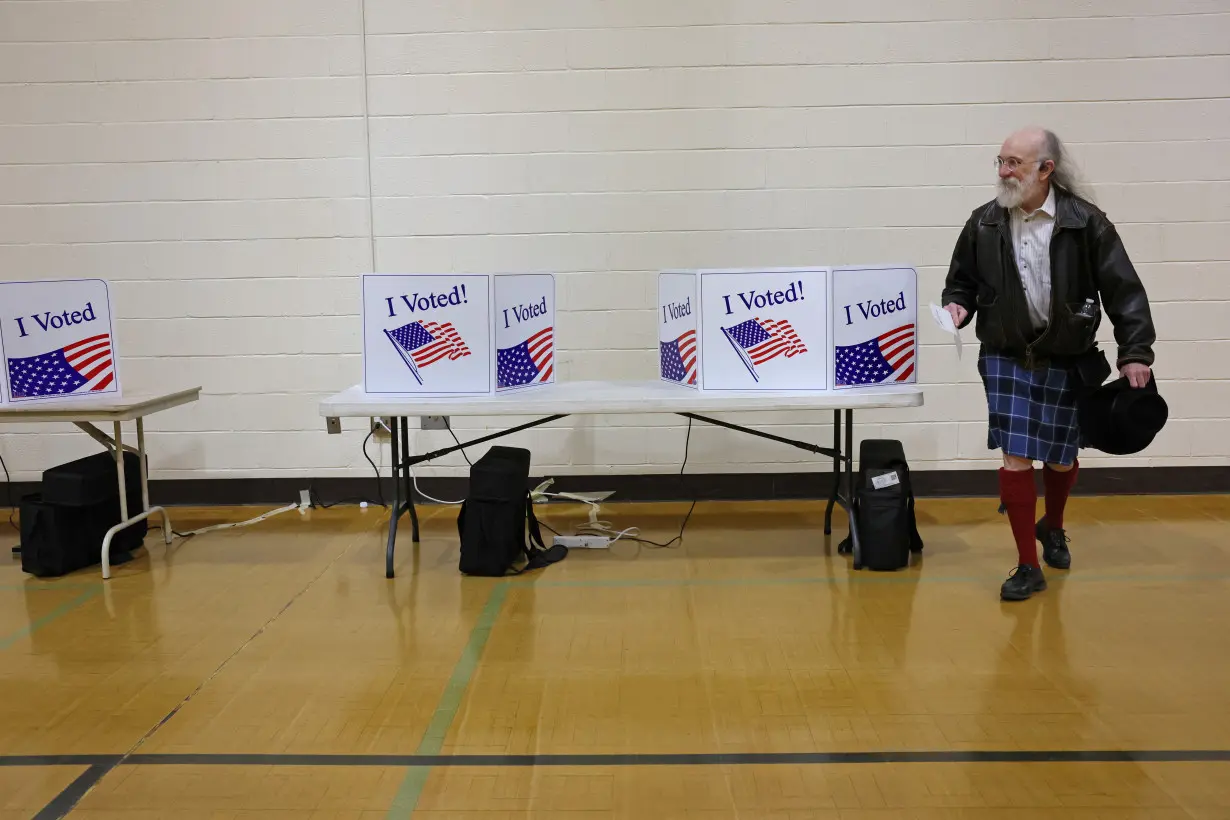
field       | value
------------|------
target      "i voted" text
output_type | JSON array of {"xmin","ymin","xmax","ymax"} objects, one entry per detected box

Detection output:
[
  {"xmin": 14, "ymin": 302, "xmax": 97, "ymax": 337},
  {"xmin": 385, "ymin": 284, "xmax": 468, "ymax": 317},
  {"xmin": 721, "ymin": 280, "xmax": 804, "ymax": 315},
  {"xmin": 503, "ymin": 296, "xmax": 547, "ymax": 328},
  {"xmin": 842, "ymin": 291, "xmax": 907, "ymax": 325}
]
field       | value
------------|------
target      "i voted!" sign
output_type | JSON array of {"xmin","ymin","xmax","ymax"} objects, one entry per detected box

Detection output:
[
  {"xmin": 362, "ymin": 274, "xmax": 493, "ymax": 395},
  {"xmin": 0, "ymin": 279, "xmax": 121, "ymax": 404},
  {"xmin": 698, "ymin": 268, "xmax": 830, "ymax": 391}
]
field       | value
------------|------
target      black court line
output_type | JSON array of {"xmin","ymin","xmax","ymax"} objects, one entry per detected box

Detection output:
[
  {"xmin": 6, "ymin": 750, "xmax": 1230, "ymax": 769},
  {"xmin": 31, "ymin": 763, "xmax": 115, "ymax": 820}
]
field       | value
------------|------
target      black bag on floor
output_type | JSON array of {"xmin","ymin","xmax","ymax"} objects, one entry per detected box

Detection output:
[
  {"xmin": 457, "ymin": 446, "xmax": 566, "ymax": 576},
  {"xmin": 43, "ymin": 449, "xmax": 145, "ymax": 508},
  {"xmin": 840, "ymin": 439, "xmax": 923, "ymax": 571},
  {"xmin": 18, "ymin": 450, "xmax": 147, "ymax": 578},
  {"xmin": 19, "ymin": 494, "xmax": 145, "ymax": 578}
]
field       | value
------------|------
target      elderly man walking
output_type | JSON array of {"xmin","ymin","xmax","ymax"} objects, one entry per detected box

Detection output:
[{"xmin": 942, "ymin": 127, "xmax": 1157, "ymax": 601}]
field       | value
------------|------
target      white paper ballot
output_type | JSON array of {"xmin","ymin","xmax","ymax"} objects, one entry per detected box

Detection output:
[{"xmin": 929, "ymin": 302, "xmax": 963, "ymax": 359}]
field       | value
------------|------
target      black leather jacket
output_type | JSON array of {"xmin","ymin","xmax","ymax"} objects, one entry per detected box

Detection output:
[{"xmin": 941, "ymin": 188, "xmax": 1156, "ymax": 369}]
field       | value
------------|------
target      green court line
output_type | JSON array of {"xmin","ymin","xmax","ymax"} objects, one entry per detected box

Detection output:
[
  {"xmin": 387, "ymin": 581, "xmax": 510, "ymax": 819},
  {"xmin": 0, "ymin": 582, "xmax": 100, "ymax": 592},
  {"xmin": 0, "ymin": 584, "xmax": 100, "ymax": 652}
]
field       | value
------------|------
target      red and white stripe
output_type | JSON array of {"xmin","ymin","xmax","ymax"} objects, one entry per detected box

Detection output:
[
  {"xmin": 747, "ymin": 318, "xmax": 808, "ymax": 364},
  {"xmin": 412, "ymin": 321, "xmax": 471, "ymax": 367},
  {"xmin": 526, "ymin": 326, "xmax": 553, "ymax": 382},
  {"xmin": 65, "ymin": 333, "xmax": 114, "ymax": 392},
  {"xmin": 677, "ymin": 328, "xmax": 697, "ymax": 385},
  {"xmin": 878, "ymin": 323, "xmax": 915, "ymax": 381}
]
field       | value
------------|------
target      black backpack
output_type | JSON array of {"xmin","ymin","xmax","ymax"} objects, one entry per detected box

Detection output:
[
  {"xmin": 839, "ymin": 439, "xmax": 923, "ymax": 571},
  {"xmin": 457, "ymin": 446, "xmax": 566, "ymax": 576}
]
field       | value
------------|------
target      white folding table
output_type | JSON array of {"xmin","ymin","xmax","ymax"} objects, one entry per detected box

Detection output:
[
  {"xmin": 0, "ymin": 387, "xmax": 201, "ymax": 578},
  {"xmin": 319, "ymin": 380, "xmax": 924, "ymax": 578}
]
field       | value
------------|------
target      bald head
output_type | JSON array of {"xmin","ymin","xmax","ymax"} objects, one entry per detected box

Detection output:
[
  {"xmin": 1001, "ymin": 127, "xmax": 1056, "ymax": 181},
  {"xmin": 995, "ymin": 126, "xmax": 1062, "ymax": 211}
]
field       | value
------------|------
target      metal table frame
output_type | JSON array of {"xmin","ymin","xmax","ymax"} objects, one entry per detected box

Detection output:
[
  {"xmin": 320, "ymin": 380, "xmax": 923, "ymax": 578},
  {"xmin": 1, "ymin": 388, "xmax": 202, "ymax": 578},
  {"xmin": 375, "ymin": 408, "xmax": 860, "ymax": 579}
]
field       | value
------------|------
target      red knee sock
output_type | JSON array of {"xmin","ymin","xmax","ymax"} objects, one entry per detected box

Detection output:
[
  {"xmin": 999, "ymin": 467, "xmax": 1039, "ymax": 568},
  {"xmin": 1043, "ymin": 461, "xmax": 1078, "ymax": 530}
]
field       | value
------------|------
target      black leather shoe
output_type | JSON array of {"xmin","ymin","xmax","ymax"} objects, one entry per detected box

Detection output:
[
  {"xmin": 1036, "ymin": 518, "xmax": 1071, "ymax": 570},
  {"xmin": 1000, "ymin": 564, "xmax": 1047, "ymax": 601}
]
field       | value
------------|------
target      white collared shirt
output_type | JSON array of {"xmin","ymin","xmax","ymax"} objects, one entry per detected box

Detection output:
[{"xmin": 1010, "ymin": 185, "xmax": 1056, "ymax": 329}]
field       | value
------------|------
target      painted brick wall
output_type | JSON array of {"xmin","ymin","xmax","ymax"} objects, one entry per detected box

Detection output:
[{"xmin": 1, "ymin": 1, "xmax": 1227, "ymax": 483}]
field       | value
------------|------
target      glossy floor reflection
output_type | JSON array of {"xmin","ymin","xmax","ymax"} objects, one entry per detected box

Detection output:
[{"xmin": 2, "ymin": 494, "xmax": 1229, "ymax": 817}]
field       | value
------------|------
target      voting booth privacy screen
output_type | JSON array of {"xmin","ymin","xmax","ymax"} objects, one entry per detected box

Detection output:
[
  {"xmin": 362, "ymin": 273, "xmax": 555, "ymax": 396},
  {"xmin": 0, "ymin": 279, "xmax": 122, "ymax": 405},
  {"xmin": 659, "ymin": 266, "xmax": 918, "ymax": 392},
  {"xmin": 831, "ymin": 266, "xmax": 917, "ymax": 389}
]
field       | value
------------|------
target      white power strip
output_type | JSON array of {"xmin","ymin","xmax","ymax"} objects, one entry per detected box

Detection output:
[{"xmin": 553, "ymin": 535, "xmax": 611, "ymax": 549}]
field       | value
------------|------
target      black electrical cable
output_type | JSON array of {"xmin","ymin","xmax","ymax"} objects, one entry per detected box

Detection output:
[
  {"xmin": 310, "ymin": 427, "xmax": 388, "ymax": 509},
  {"xmin": 443, "ymin": 418, "xmax": 472, "ymax": 466},
  {"xmin": 626, "ymin": 417, "xmax": 696, "ymax": 549}
]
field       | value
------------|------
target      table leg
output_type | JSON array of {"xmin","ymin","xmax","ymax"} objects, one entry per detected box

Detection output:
[
  {"xmin": 824, "ymin": 409, "xmax": 841, "ymax": 535},
  {"xmin": 844, "ymin": 409, "xmax": 862, "ymax": 564},
  {"xmin": 401, "ymin": 416, "xmax": 420, "ymax": 543},
  {"xmin": 114, "ymin": 421, "xmax": 128, "ymax": 522},
  {"xmin": 100, "ymin": 423, "xmax": 127, "ymax": 579},
  {"xmin": 136, "ymin": 418, "xmax": 175, "ymax": 548},
  {"xmin": 386, "ymin": 416, "xmax": 402, "ymax": 579},
  {"xmin": 77, "ymin": 417, "xmax": 171, "ymax": 580}
]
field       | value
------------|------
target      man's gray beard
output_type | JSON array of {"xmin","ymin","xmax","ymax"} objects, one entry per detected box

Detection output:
[{"xmin": 996, "ymin": 178, "xmax": 1025, "ymax": 208}]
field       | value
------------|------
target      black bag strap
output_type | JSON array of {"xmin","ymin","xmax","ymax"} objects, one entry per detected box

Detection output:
[
  {"xmin": 893, "ymin": 460, "xmax": 924, "ymax": 553},
  {"xmin": 502, "ymin": 494, "xmax": 566, "ymax": 575},
  {"xmin": 522, "ymin": 495, "xmax": 566, "ymax": 570},
  {"xmin": 526, "ymin": 496, "xmax": 546, "ymax": 550}
]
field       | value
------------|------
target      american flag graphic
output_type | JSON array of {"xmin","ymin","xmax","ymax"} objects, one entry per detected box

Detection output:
[
  {"xmin": 721, "ymin": 317, "xmax": 807, "ymax": 382},
  {"xmin": 7, "ymin": 332, "xmax": 115, "ymax": 399},
  {"xmin": 497, "ymin": 326, "xmax": 553, "ymax": 389},
  {"xmin": 835, "ymin": 323, "xmax": 916, "ymax": 386},
  {"xmin": 660, "ymin": 328, "xmax": 697, "ymax": 385},
  {"xmin": 384, "ymin": 320, "xmax": 471, "ymax": 385}
]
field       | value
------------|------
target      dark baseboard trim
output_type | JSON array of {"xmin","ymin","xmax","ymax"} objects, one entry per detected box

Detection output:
[{"xmin": 3, "ymin": 467, "xmax": 1228, "ymax": 508}]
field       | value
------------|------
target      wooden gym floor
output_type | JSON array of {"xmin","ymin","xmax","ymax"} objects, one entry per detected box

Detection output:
[{"xmin": 2, "ymin": 493, "xmax": 1229, "ymax": 819}]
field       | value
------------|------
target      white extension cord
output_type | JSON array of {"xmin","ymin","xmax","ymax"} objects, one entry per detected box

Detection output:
[
  {"xmin": 174, "ymin": 501, "xmax": 300, "ymax": 538},
  {"xmin": 552, "ymin": 534, "xmax": 611, "ymax": 549},
  {"xmin": 531, "ymin": 478, "xmax": 640, "ymax": 545}
]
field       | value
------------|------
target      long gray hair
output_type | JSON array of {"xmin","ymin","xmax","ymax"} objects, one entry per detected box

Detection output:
[{"xmin": 1039, "ymin": 130, "xmax": 1095, "ymax": 203}]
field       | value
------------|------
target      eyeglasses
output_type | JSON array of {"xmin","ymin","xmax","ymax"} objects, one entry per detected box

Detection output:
[{"xmin": 995, "ymin": 157, "xmax": 1041, "ymax": 172}]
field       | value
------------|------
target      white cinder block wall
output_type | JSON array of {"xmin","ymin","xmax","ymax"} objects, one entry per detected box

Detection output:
[{"xmin": 1, "ymin": 1, "xmax": 1228, "ymax": 483}]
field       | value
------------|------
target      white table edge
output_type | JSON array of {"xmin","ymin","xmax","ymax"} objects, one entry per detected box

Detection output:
[
  {"xmin": 319, "ymin": 381, "xmax": 924, "ymax": 418},
  {"xmin": 0, "ymin": 387, "xmax": 202, "ymax": 423}
]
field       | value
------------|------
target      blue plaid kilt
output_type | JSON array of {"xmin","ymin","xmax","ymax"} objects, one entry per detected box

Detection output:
[{"xmin": 977, "ymin": 346, "xmax": 1081, "ymax": 465}]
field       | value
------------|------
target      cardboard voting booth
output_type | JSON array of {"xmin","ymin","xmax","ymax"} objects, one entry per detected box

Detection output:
[
  {"xmin": 832, "ymin": 266, "xmax": 918, "ymax": 389},
  {"xmin": 658, "ymin": 271, "xmax": 699, "ymax": 387},
  {"xmin": 493, "ymin": 273, "xmax": 555, "ymax": 392},
  {"xmin": 361, "ymin": 273, "xmax": 555, "ymax": 396},
  {"xmin": 0, "ymin": 279, "xmax": 121, "ymax": 404},
  {"xmin": 659, "ymin": 266, "xmax": 917, "ymax": 392}
]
